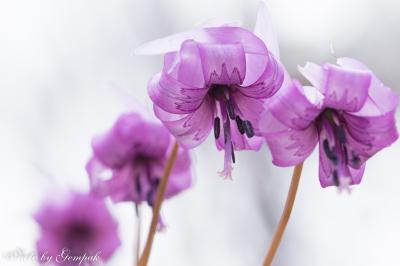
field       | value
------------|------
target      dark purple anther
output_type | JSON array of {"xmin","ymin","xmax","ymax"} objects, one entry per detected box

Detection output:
[
  {"xmin": 332, "ymin": 170, "xmax": 339, "ymax": 186},
  {"xmin": 343, "ymin": 145, "xmax": 349, "ymax": 165},
  {"xmin": 146, "ymin": 191, "xmax": 154, "ymax": 206},
  {"xmin": 147, "ymin": 178, "xmax": 160, "ymax": 207},
  {"xmin": 134, "ymin": 175, "xmax": 142, "ymax": 195},
  {"xmin": 235, "ymin": 116, "xmax": 245, "ymax": 135},
  {"xmin": 323, "ymin": 139, "xmax": 338, "ymax": 165},
  {"xmin": 214, "ymin": 117, "xmax": 221, "ymax": 139},
  {"xmin": 243, "ymin": 120, "xmax": 254, "ymax": 138},
  {"xmin": 224, "ymin": 122, "xmax": 228, "ymax": 144},
  {"xmin": 226, "ymin": 98, "xmax": 236, "ymax": 120},
  {"xmin": 231, "ymin": 143, "xmax": 236, "ymax": 163},
  {"xmin": 351, "ymin": 151, "xmax": 361, "ymax": 166},
  {"xmin": 335, "ymin": 125, "xmax": 347, "ymax": 144}
]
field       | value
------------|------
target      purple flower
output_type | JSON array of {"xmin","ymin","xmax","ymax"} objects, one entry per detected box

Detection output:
[
  {"xmin": 136, "ymin": 2, "xmax": 285, "ymax": 179},
  {"xmin": 86, "ymin": 112, "xmax": 192, "ymax": 205},
  {"xmin": 260, "ymin": 58, "xmax": 398, "ymax": 189},
  {"xmin": 34, "ymin": 192, "xmax": 120, "ymax": 265}
]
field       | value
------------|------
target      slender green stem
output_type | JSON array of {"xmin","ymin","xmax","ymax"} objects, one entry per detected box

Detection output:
[
  {"xmin": 138, "ymin": 143, "xmax": 179, "ymax": 266},
  {"xmin": 263, "ymin": 162, "xmax": 304, "ymax": 266}
]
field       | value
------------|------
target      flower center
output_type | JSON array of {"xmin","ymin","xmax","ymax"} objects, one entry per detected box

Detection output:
[
  {"xmin": 65, "ymin": 222, "xmax": 95, "ymax": 253},
  {"xmin": 208, "ymin": 84, "xmax": 255, "ymax": 179},
  {"xmin": 318, "ymin": 109, "xmax": 361, "ymax": 188},
  {"xmin": 132, "ymin": 155, "xmax": 161, "ymax": 205}
]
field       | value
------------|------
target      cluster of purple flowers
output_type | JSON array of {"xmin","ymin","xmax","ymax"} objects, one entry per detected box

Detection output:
[
  {"xmin": 137, "ymin": 2, "xmax": 398, "ymax": 187},
  {"xmin": 33, "ymin": 1, "xmax": 398, "ymax": 265}
]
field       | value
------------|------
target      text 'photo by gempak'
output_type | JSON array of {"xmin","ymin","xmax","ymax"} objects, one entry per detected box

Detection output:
[{"xmin": 1, "ymin": 0, "xmax": 399, "ymax": 265}]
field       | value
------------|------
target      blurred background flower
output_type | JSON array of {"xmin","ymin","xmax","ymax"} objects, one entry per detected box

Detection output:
[
  {"xmin": 34, "ymin": 192, "xmax": 120, "ymax": 265},
  {"xmin": 0, "ymin": 0, "xmax": 399, "ymax": 265},
  {"xmin": 87, "ymin": 111, "xmax": 192, "ymax": 206}
]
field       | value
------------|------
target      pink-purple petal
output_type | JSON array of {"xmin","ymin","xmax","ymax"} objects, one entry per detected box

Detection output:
[
  {"xmin": 260, "ymin": 110, "xmax": 318, "ymax": 167},
  {"xmin": 268, "ymin": 80, "xmax": 323, "ymax": 130},
  {"xmin": 92, "ymin": 113, "xmax": 142, "ymax": 168},
  {"xmin": 344, "ymin": 112, "xmax": 398, "ymax": 165},
  {"xmin": 176, "ymin": 40, "xmax": 206, "ymax": 88},
  {"xmin": 253, "ymin": 0, "xmax": 280, "ymax": 59},
  {"xmin": 148, "ymin": 72, "xmax": 208, "ymax": 115},
  {"xmin": 198, "ymin": 42, "xmax": 246, "ymax": 85},
  {"xmin": 136, "ymin": 26, "xmax": 268, "ymax": 56},
  {"xmin": 153, "ymin": 97, "xmax": 214, "ymax": 149},
  {"xmin": 321, "ymin": 63, "xmax": 372, "ymax": 112},
  {"xmin": 239, "ymin": 52, "xmax": 283, "ymax": 98}
]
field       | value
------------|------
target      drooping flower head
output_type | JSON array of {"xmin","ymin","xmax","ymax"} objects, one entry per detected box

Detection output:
[
  {"xmin": 34, "ymin": 192, "xmax": 120, "ymax": 265},
  {"xmin": 136, "ymin": 2, "xmax": 285, "ymax": 179},
  {"xmin": 260, "ymin": 58, "xmax": 398, "ymax": 189},
  {"xmin": 86, "ymin": 112, "xmax": 192, "ymax": 206}
]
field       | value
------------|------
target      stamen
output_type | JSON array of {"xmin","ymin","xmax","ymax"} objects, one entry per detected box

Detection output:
[
  {"xmin": 343, "ymin": 145, "xmax": 349, "ymax": 165},
  {"xmin": 226, "ymin": 98, "xmax": 236, "ymax": 120},
  {"xmin": 323, "ymin": 139, "xmax": 338, "ymax": 165},
  {"xmin": 210, "ymin": 84, "xmax": 225, "ymax": 100},
  {"xmin": 147, "ymin": 190, "xmax": 153, "ymax": 206},
  {"xmin": 231, "ymin": 143, "xmax": 236, "ymax": 163},
  {"xmin": 134, "ymin": 174, "xmax": 142, "ymax": 195},
  {"xmin": 243, "ymin": 120, "xmax": 254, "ymax": 138},
  {"xmin": 235, "ymin": 116, "xmax": 245, "ymax": 135},
  {"xmin": 146, "ymin": 179, "xmax": 160, "ymax": 207},
  {"xmin": 214, "ymin": 117, "xmax": 221, "ymax": 139},
  {"xmin": 332, "ymin": 170, "xmax": 339, "ymax": 186},
  {"xmin": 351, "ymin": 151, "xmax": 361, "ymax": 166},
  {"xmin": 335, "ymin": 125, "xmax": 347, "ymax": 144},
  {"xmin": 224, "ymin": 122, "xmax": 228, "ymax": 144},
  {"xmin": 152, "ymin": 178, "xmax": 160, "ymax": 188}
]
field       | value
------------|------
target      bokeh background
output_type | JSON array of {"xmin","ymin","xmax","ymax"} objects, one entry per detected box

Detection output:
[{"xmin": 1, "ymin": 0, "xmax": 400, "ymax": 265}]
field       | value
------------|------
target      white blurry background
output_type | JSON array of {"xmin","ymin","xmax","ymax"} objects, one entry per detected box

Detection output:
[{"xmin": 1, "ymin": 0, "xmax": 400, "ymax": 265}]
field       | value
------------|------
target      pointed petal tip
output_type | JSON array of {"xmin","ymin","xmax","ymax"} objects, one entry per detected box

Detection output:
[
  {"xmin": 297, "ymin": 62, "xmax": 312, "ymax": 75},
  {"xmin": 254, "ymin": 0, "xmax": 280, "ymax": 59}
]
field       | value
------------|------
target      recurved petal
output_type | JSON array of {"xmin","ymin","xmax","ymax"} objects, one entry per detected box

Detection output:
[
  {"xmin": 92, "ymin": 113, "xmax": 142, "ymax": 168},
  {"xmin": 260, "ymin": 110, "xmax": 318, "ymax": 167},
  {"xmin": 153, "ymin": 96, "xmax": 214, "ymax": 149},
  {"xmin": 136, "ymin": 27, "xmax": 268, "ymax": 56},
  {"xmin": 175, "ymin": 40, "xmax": 205, "ymax": 88},
  {"xmin": 338, "ymin": 57, "xmax": 399, "ymax": 117},
  {"xmin": 343, "ymin": 112, "xmax": 398, "ymax": 166},
  {"xmin": 198, "ymin": 42, "xmax": 246, "ymax": 85},
  {"xmin": 253, "ymin": 0, "xmax": 280, "ymax": 59},
  {"xmin": 239, "ymin": 52, "xmax": 283, "ymax": 97},
  {"xmin": 322, "ymin": 63, "xmax": 372, "ymax": 112},
  {"xmin": 298, "ymin": 62, "xmax": 325, "ymax": 89},
  {"xmin": 335, "ymin": 58, "xmax": 399, "ymax": 164},
  {"xmin": 148, "ymin": 71, "xmax": 208, "ymax": 115},
  {"xmin": 300, "ymin": 62, "xmax": 372, "ymax": 112},
  {"xmin": 203, "ymin": 27, "xmax": 268, "ymax": 55},
  {"xmin": 134, "ymin": 29, "xmax": 208, "ymax": 55},
  {"xmin": 267, "ymin": 79, "xmax": 323, "ymax": 131}
]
